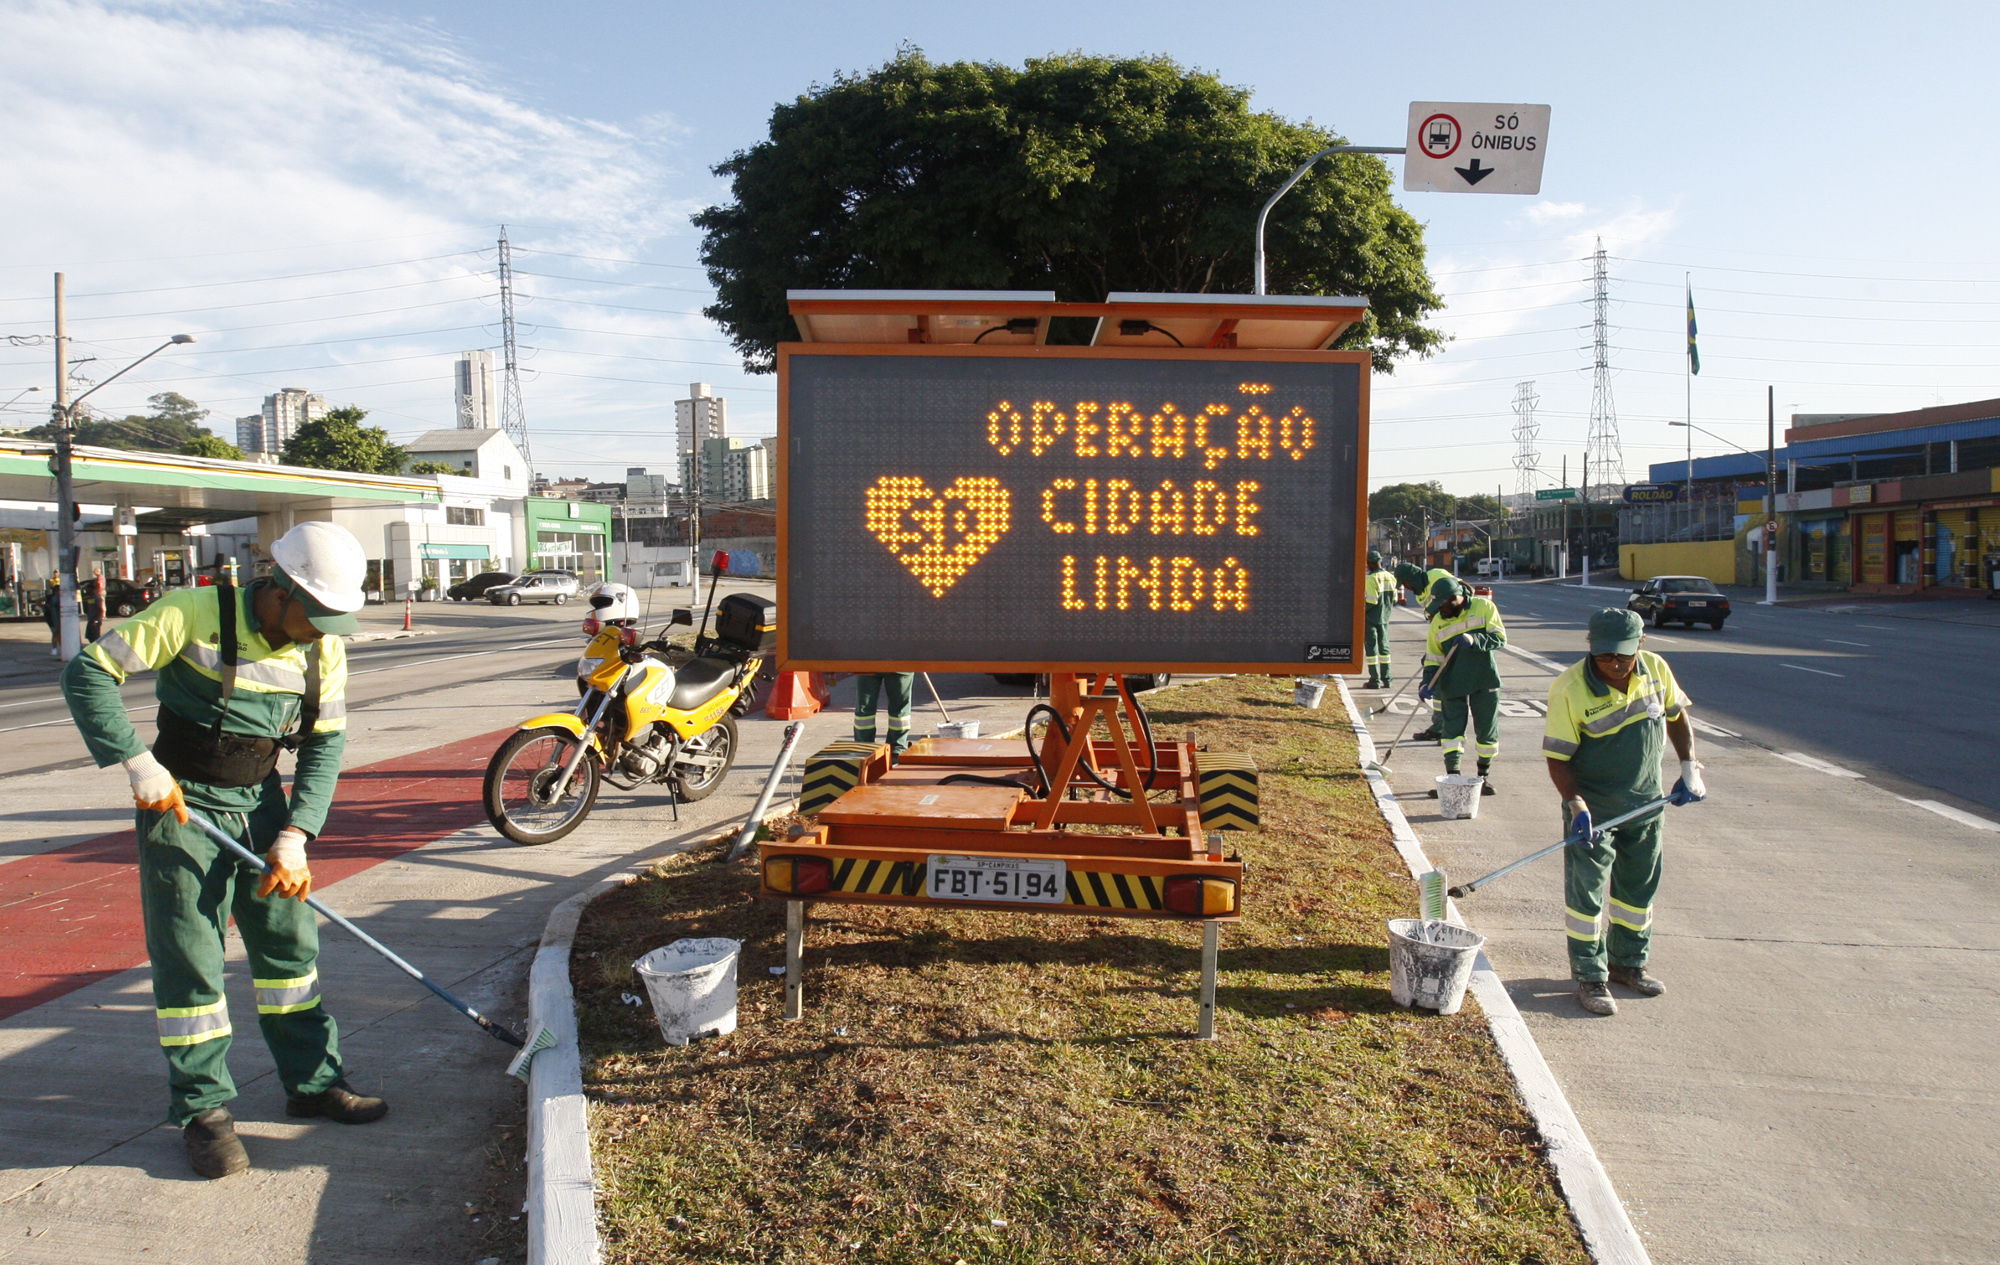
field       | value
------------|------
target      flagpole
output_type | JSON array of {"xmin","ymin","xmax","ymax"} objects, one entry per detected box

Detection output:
[{"xmin": 1685, "ymin": 273, "xmax": 1693, "ymax": 501}]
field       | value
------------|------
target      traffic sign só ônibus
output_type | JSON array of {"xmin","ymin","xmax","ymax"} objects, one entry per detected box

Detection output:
[
  {"xmin": 1403, "ymin": 102, "xmax": 1551, "ymax": 195},
  {"xmin": 778, "ymin": 345, "xmax": 1369, "ymax": 674}
]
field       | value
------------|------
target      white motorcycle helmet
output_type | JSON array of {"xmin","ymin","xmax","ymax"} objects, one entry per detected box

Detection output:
[{"xmin": 586, "ymin": 581, "xmax": 642, "ymax": 623}]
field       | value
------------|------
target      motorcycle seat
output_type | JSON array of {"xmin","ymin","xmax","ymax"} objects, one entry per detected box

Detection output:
[{"xmin": 667, "ymin": 657, "xmax": 735, "ymax": 711}]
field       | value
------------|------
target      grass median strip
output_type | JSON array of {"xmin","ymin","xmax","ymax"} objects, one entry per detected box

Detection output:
[{"xmin": 572, "ymin": 675, "xmax": 1589, "ymax": 1264}]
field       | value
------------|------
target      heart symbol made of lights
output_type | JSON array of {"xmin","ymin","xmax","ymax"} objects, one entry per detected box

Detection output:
[{"xmin": 864, "ymin": 476, "xmax": 1012, "ymax": 597}]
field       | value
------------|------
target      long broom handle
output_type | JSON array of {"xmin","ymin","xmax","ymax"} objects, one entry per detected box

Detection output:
[
  {"xmin": 1369, "ymin": 644, "xmax": 1458, "ymax": 767},
  {"xmin": 921, "ymin": 672, "xmax": 953, "ymax": 723},
  {"xmin": 1449, "ymin": 796, "xmax": 1674, "ymax": 898},
  {"xmin": 185, "ymin": 810, "xmax": 525, "ymax": 1049}
]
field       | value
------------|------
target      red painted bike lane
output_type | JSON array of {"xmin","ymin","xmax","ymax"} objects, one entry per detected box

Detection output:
[{"xmin": 0, "ymin": 729, "xmax": 511, "ymax": 1021}]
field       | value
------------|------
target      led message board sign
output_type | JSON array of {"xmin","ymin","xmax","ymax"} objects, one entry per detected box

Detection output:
[{"xmin": 778, "ymin": 345, "xmax": 1369, "ymax": 674}]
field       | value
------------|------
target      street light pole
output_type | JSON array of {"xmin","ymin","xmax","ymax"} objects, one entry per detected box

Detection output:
[
  {"xmin": 1253, "ymin": 144, "xmax": 1402, "ymax": 295},
  {"xmin": 53, "ymin": 273, "xmax": 76, "ymax": 659},
  {"xmin": 1765, "ymin": 385, "xmax": 1778, "ymax": 606}
]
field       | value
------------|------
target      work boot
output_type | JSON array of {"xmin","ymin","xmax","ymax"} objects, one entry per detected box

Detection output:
[
  {"xmin": 1412, "ymin": 726, "xmax": 1441, "ymax": 743},
  {"xmin": 1608, "ymin": 966, "xmax": 1667, "ymax": 996},
  {"xmin": 1576, "ymin": 981, "xmax": 1617, "ymax": 1016},
  {"xmin": 1480, "ymin": 778, "xmax": 1497, "ymax": 796},
  {"xmin": 286, "ymin": 1080, "xmax": 388, "ymax": 1124},
  {"xmin": 183, "ymin": 1107, "xmax": 250, "ymax": 1179}
]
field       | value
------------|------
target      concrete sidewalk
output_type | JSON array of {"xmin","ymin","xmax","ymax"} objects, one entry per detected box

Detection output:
[{"xmin": 0, "ymin": 661, "xmax": 1042, "ymax": 1264}]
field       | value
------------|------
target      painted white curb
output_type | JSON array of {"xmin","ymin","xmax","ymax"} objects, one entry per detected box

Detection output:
[
  {"xmin": 1337, "ymin": 679, "xmax": 1650, "ymax": 1265},
  {"xmin": 526, "ymin": 872, "xmax": 634, "ymax": 1265}
]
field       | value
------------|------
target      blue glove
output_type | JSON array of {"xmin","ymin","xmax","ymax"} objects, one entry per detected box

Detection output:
[
  {"xmin": 1563, "ymin": 801, "xmax": 1595, "ymax": 851},
  {"xmin": 1667, "ymin": 759, "xmax": 1707, "ymax": 806},
  {"xmin": 1417, "ymin": 681, "xmax": 1435, "ymax": 702}
]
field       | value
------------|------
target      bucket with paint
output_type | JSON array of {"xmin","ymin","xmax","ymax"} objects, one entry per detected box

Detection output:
[
  {"xmin": 1293, "ymin": 679, "xmax": 1328, "ymax": 709},
  {"xmin": 633, "ymin": 938, "xmax": 741, "ymax": 1046},
  {"xmin": 1433, "ymin": 773, "xmax": 1485, "ymax": 819},
  {"xmin": 1386, "ymin": 918, "xmax": 1486, "ymax": 1014},
  {"xmin": 936, "ymin": 720, "xmax": 981, "ymax": 739}
]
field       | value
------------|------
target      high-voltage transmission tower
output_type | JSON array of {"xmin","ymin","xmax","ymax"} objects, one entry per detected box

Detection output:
[
  {"xmin": 496, "ymin": 225, "xmax": 533, "ymax": 471},
  {"xmin": 1511, "ymin": 380, "xmax": 1542, "ymax": 499},
  {"xmin": 1583, "ymin": 238, "xmax": 1623, "ymax": 500}
]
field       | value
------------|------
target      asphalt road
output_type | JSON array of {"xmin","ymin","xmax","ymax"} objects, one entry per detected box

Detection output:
[{"xmin": 1367, "ymin": 578, "xmax": 2000, "ymax": 1264}]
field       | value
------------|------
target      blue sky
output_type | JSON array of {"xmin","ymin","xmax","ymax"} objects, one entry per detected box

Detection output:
[{"xmin": 3, "ymin": 0, "xmax": 1997, "ymax": 494}]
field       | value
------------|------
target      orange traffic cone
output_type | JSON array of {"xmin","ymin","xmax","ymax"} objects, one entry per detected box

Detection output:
[{"xmin": 766, "ymin": 670, "xmax": 829, "ymax": 720}]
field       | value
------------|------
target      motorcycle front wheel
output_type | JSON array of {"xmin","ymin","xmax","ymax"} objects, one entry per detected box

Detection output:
[
  {"xmin": 484, "ymin": 726, "xmax": 601, "ymax": 844},
  {"xmin": 671, "ymin": 714, "xmax": 738, "ymax": 802}
]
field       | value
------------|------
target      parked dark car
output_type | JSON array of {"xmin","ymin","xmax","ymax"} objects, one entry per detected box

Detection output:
[
  {"xmin": 103, "ymin": 578, "xmax": 160, "ymax": 618},
  {"xmin": 1627, "ymin": 575, "xmax": 1730, "ymax": 629},
  {"xmin": 446, "ymin": 570, "xmax": 517, "ymax": 601}
]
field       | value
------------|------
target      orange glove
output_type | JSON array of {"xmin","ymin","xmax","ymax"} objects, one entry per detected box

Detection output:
[
  {"xmin": 256, "ymin": 827, "xmax": 313, "ymax": 900},
  {"xmin": 123, "ymin": 752, "xmax": 188, "ymax": 824}
]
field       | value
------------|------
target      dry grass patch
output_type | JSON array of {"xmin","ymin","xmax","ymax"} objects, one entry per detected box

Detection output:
[{"xmin": 573, "ymin": 675, "xmax": 1587, "ymax": 1264}]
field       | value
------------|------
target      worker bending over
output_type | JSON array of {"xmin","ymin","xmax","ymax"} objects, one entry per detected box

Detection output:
[
  {"xmin": 1393, "ymin": 562, "xmax": 1454, "ymax": 739},
  {"xmin": 1420, "ymin": 576, "xmax": 1506, "ymax": 795},
  {"xmin": 59, "ymin": 522, "xmax": 386, "ymax": 1179},
  {"xmin": 853, "ymin": 671, "xmax": 916, "ymax": 756},
  {"xmin": 1362, "ymin": 550, "xmax": 1397, "ymax": 689},
  {"xmin": 1542, "ymin": 609, "xmax": 1706, "ymax": 1017}
]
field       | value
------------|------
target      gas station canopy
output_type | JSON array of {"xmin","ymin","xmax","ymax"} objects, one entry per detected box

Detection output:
[
  {"xmin": 0, "ymin": 440, "xmax": 441, "ymax": 528},
  {"xmin": 786, "ymin": 289, "xmax": 1370, "ymax": 351}
]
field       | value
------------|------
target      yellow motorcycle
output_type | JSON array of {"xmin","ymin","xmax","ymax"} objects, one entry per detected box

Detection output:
[{"xmin": 482, "ymin": 584, "xmax": 775, "ymax": 845}]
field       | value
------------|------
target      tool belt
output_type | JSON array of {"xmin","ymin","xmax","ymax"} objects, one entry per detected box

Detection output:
[{"xmin": 150, "ymin": 578, "xmax": 320, "ymax": 789}]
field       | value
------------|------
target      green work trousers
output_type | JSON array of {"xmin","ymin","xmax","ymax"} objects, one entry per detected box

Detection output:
[
  {"xmin": 1436, "ymin": 689, "xmax": 1500, "ymax": 772},
  {"xmin": 853, "ymin": 672, "xmax": 915, "ymax": 755},
  {"xmin": 1364, "ymin": 619, "xmax": 1392, "ymax": 685},
  {"xmin": 140, "ymin": 782, "xmax": 343, "ymax": 1124},
  {"xmin": 1562, "ymin": 808, "xmax": 1663, "ymax": 982}
]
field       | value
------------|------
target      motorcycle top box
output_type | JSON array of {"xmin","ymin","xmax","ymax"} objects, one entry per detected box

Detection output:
[{"xmin": 715, "ymin": 593, "xmax": 778, "ymax": 652}]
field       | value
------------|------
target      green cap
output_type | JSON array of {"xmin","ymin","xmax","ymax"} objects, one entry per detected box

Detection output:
[
  {"xmin": 1394, "ymin": 562, "xmax": 1427, "ymax": 589},
  {"xmin": 1424, "ymin": 574, "xmax": 1463, "ymax": 616},
  {"xmin": 1366, "ymin": 549, "xmax": 1383, "ymax": 567},
  {"xmin": 273, "ymin": 566, "xmax": 360, "ymax": 636},
  {"xmin": 1588, "ymin": 608, "xmax": 1645, "ymax": 655}
]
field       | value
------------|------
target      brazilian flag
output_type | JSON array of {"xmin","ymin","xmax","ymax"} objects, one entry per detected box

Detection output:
[{"xmin": 1686, "ymin": 282, "xmax": 1700, "ymax": 375}]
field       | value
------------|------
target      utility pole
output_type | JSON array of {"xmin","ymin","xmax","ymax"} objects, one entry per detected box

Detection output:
[
  {"xmin": 496, "ymin": 226, "xmax": 533, "ymax": 472},
  {"xmin": 1763, "ymin": 385, "xmax": 1778, "ymax": 606},
  {"xmin": 52, "ymin": 273, "xmax": 79, "ymax": 660}
]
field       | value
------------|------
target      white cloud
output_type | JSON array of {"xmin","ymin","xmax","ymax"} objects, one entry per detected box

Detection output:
[{"xmin": 1523, "ymin": 200, "xmax": 1589, "ymax": 224}]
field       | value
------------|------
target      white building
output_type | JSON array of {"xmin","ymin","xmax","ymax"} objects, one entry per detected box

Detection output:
[
  {"xmin": 402, "ymin": 427, "xmax": 528, "ymax": 488},
  {"xmin": 721, "ymin": 443, "xmax": 774, "ymax": 502},
  {"xmin": 238, "ymin": 388, "xmax": 326, "ymax": 455},
  {"xmin": 675, "ymin": 382, "xmax": 726, "ymax": 476},
  {"xmin": 625, "ymin": 467, "xmax": 670, "ymax": 507},
  {"xmin": 456, "ymin": 350, "xmax": 497, "ymax": 430}
]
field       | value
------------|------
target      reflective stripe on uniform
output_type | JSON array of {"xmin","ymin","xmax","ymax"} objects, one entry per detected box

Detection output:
[
  {"xmin": 1579, "ymin": 694, "xmax": 1666, "ymax": 738},
  {"xmin": 316, "ymin": 699, "xmax": 346, "ymax": 720},
  {"xmin": 1608, "ymin": 898, "xmax": 1653, "ymax": 932},
  {"xmin": 1441, "ymin": 736, "xmax": 1465, "ymax": 755},
  {"xmin": 178, "ymin": 641, "xmax": 308, "ymax": 692},
  {"xmin": 254, "ymin": 972, "xmax": 321, "ymax": 1014},
  {"xmin": 1432, "ymin": 612, "xmax": 1490, "ymax": 643},
  {"xmin": 1475, "ymin": 739, "xmax": 1500, "ymax": 758},
  {"xmin": 95, "ymin": 630, "xmax": 150, "ymax": 675},
  {"xmin": 1565, "ymin": 907, "xmax": 1602, "ymax": 941},
  {"xmin": 157, "ymin": 999, "xmax": 231, "ymax": 1046},
  {"xmin": 1542, "ymin": 735, "xmax": 1580, "ymax": 757}
]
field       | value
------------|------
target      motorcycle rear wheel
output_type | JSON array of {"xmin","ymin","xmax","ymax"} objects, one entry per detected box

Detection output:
[
  {"xmin": 671, "ymin": 714, "xmax": 738, "ymax": 802},
  {"xmin": 484, "ymin": 726, "xmax": 601, "ymax": 844}
]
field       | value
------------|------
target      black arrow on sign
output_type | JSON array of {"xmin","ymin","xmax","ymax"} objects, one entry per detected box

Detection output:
[{"xmin": 1455, "ymin": 158, "xmax": 1494, "ymax": 186}]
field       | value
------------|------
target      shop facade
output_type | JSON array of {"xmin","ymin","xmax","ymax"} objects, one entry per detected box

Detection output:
[{"xmin": 521, "ymin": 497, "xmax": 612, "ymax": 584}]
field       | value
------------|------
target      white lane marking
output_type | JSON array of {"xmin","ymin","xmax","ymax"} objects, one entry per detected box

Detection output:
[
  {"xmin": 1823, "ymin": 638, "xmax": 1871, "ymax": 647},
  {"xmin": 0, "ymin": 705, "xmax": 154, "ymax": 735},
  {"xmin": 1897, "ymin": 799, "xmax": 2000, "ymax": 832},
  {"xmin": 1502, "ymin": 644, "xmax": 1568, "ymax": 674},
  {"xmin": 0, "ymin": 695, "xmax": 65, "ymax": 711},
  {"xmin": 1855, "ymin": 624, "xmax": 1896, "ymax": 630},
  {"xmin": 1691, "ymin": 718, "xmax": 1742, "ymax": 739},
  {"xmin": 1774, "ymin": 751, "xmax": 1866, "ymax": 779},
  {"xmin": 1781, "ymin": 663, "xmax": 1844, "ymax": 677}
]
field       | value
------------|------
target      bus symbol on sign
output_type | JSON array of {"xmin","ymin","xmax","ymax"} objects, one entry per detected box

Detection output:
[{"xmin": 1419, "ymin": 113, "xmax": 1461, "ymax": 159}]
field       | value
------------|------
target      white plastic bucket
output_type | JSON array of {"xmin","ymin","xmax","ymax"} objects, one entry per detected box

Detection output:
[
  {"xmin": 633, "ymin": 938, "xmax": 741, "ymax": 1046},
  {"xmin": 936, "ymin": 720, "xmax": 981, "ymax": 739},
  {"xmin": 1293, "ymin": 679, "xmax": 1328, "ymax": 709},
  {"xmin": 1386, "ymin": 918, "xmax": 1486, "ymax": 1014},
  {"xmin": 1434, "ymin": 773, "xmax": 1484, "ymax": 819}
]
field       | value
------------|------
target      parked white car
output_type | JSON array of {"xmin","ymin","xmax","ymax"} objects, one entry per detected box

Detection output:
[{"xmin": 486, "ymin": 570, "xmax": 581, "ymax": 606}]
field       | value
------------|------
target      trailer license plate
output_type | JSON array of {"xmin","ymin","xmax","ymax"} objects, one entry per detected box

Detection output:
[{"xmin": 927, "ymin": 856, "xmax": 1066, "ymax": 903}]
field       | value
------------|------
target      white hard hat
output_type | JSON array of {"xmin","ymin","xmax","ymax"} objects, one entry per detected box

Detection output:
[
  {"xmin": 587, "ymin": 581, "xmax": 642, "ymax": 622},
  {"xmin": 269, "ymin": 521, "xmax": 367, "ymax": 614}
]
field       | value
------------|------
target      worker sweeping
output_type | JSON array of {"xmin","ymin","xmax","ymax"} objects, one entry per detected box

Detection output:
[
  {"xmin": 1420, "ymin": 576, "xmax": 1506, "ymax": 796},
  {"xmin": 58, "ymin": 522, "xmax": 385, "ymax": 1179},
  {"xmin": 1363, "ymin": 550, "xmax": 1397, "ymax": 689},
  {"xmin": 1393, "ymin": 561, "xmax": 1454, "ymax": 739},
  {"xmin": 853, "ymin": 670, "xmax": 916, "ymax": 757},
  {"xmin": 1542, "ymin": 609, "xmax": 1705, "ymax": 1017}
]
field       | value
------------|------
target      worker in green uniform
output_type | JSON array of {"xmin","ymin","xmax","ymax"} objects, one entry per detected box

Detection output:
[
  {"xmin": 1393, "ymin": 562, "xmax": 1455, "ymax": 739},
  {"xmin": 1542, "ymin": 609, "xmax": 1706, "ymax": 1017},
  {"xmin": 1419, "ymin": 576, "xmax": 1506, "ymax": 795},
  {"xmin": 59, "ymin": 522, "xmax": 387, "ymax": 1179},
  {"xmin": 1363, "ymin": 550, "xmax": 1398, "ymax": 689},
  {"xmin": 853, "ymin": 671, "xmax": 916, "ymax": 756}
]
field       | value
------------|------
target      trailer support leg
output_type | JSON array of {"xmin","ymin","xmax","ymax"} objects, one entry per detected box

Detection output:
[
  {"xmin": 1197, "ymin": 920, "xmax": 1219, "ymax": 1040},
  {"xmin": 784, "ymin": 900, "xmax": 805, "ymax": 1021}
]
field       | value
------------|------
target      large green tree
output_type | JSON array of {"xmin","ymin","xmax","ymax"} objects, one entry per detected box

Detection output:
[
  {"xmin": 696, "ymin": 50, "xmax": 1445, "ymax": 372},
  {"xmin": 30, "ymin": 391, "xmax": 214, "ymax": 452},
  {"xmin": 1368, "ymin": 481, "xmax": 1508, "ymax": 555},
  {"xmin": 280, "ymin": 406, "xmax": 406, "ymax": 474},
  {"xmin": 179, "ymin": 434, "xmax": 245, "ymax": 461}
]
